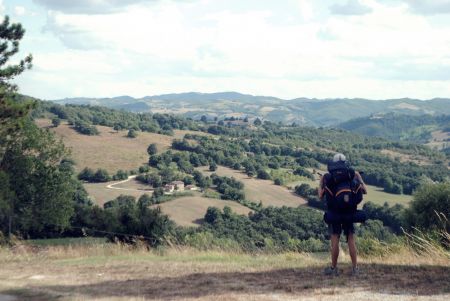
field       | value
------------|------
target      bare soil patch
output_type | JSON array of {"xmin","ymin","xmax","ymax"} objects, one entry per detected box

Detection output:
[{"xmin": 198, "ymin": 166, "xmax": 306, "ymax": 207}]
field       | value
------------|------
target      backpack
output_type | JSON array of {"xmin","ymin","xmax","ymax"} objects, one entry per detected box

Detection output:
[{"xmin": 323, "ymin": 161, "xmax": 363, "ymax": 213}]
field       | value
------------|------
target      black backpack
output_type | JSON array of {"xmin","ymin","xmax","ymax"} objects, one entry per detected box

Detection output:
[{"xmin": 323, "ymin": 161, "xmax": 363, "ymax": 213}]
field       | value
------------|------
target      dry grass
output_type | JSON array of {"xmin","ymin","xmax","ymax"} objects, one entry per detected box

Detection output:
[
  {"xmin": 287, "ymin": 170, "xmax": 411, "ymax": 206},
  {"xmin": 380, "ymin": 149, "xmax": 433, "ymax": 166},
  {"xmin": 35, "ymin": 119, "xmax": 187, "ymax": 173},
  {"xmin": 0, "ymin": 243, "xmax": 449, "ymax": 301},
  {"xmin": 426, "ymin": 130, "xmax": 450, "ymax": 151},
  {"xmin": 152, "ymin": 192, "xmax": 252, "ymax": 227},
  {"xmin": 198, "ymin": 166, "xmax": 307, "ymax": 207},
  {"xmin": 84, "ymin": 179, "xmax": 152, "ymax": 205}
]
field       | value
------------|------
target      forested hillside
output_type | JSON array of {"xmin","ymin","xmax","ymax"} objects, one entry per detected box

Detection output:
[
  {"xmin": 52, "ymin": 93, "xmax": 450, "ymax": 126},
  {"xmin": 338, "ymin": 113, "xmax": 450, "ymax": 144},
  {"xmin": 34, "ymin": 100, "xmax": 449, "ymax": 197}
]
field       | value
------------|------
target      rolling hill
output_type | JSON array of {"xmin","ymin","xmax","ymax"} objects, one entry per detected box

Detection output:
[
  {"xmin": 51, "ymin": 92, "xmax": 450, "ymax": 126},
  {"xmin": 338, "ymin": 113, "xmax": 450, "ymax": 145}
]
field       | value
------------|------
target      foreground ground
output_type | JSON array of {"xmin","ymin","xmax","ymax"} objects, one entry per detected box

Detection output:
[{"xmin": 0, "ymin": 244, "xmax": 449, "ymax": 301}]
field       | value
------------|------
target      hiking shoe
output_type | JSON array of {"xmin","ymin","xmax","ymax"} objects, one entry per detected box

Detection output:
[
  {"xmin": 323, "ymin": 266, "xmax": 339, "ymax": 276},
  {"xmin": 351, "ymin": 266, "xmax": 360, "ymax": 276}
]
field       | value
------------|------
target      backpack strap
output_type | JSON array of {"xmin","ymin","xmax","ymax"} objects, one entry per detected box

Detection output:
[
  {"xmin": 336, "ymin": 188, "xmax": 351, "ymax": 197},
  {"xmin": 324, "ymin": 186, "xmax": 333, "ymax": 196}
]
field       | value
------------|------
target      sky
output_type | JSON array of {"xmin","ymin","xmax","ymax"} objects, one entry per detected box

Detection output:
[{"xmin": 3, "ymin": 0, "xmax": 450, "ymax": 100}]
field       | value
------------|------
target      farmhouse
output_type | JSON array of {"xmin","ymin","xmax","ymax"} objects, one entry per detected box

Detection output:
[
  {"xmin": 164, "ymin": 184, "xmax": 175, "ymax": 193},
  {"xmin": 171, "ymin": 180, "xmax": 185, "ymax": 191},
  {"xmin": 185, "ymin": 185, "xmax": 198, "ymax": 191}
]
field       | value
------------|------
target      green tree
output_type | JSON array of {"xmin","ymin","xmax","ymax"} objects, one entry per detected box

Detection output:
[
  {"xmin": 405, "ymin": 182, "xmax": 450, "ymax": 231},
  {"xmin": 78, "ymin": 167, "xmax": 95, "ymax": 181},
  {"xmin": 127, "ymin": 129, "xmax": 137, "ymax": 138},
  {"xmin": 147, "ymin": 143, "xmax": 158, "ymax": 155},
  {"xmin": 1, "ymin": 121, "xmax": 75, "ymax": 237},
  {"xmin": 209, "ymin": 161, "xmax": 218, "ymax": 172},
  {"xmin": 274, "ymin": 178, "xmax": 284, "ymax": 185},
  {"xmin": 51, "ymin": 117, "xmax": 61, "ymax": 127},
  {"xmin": 0, "ymin": 16, "xmax": 34, "ymax": 162},
  {"xmin": 113, "ymin": 124, "xmax": 122, "ymax": 132},
  {"xmin": 257, "ymin": 169, "xmax": 271, "ymax": 180},
  {"xmin": 94, "ymin": 169, "xmax": 110, "ymax": 182}
]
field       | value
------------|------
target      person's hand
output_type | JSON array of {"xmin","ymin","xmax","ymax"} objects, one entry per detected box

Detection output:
[
  {"xmin": 318, "ymin": 174, "xmax": 325, "ymax": 199},
  {"xmin": 355, "ymin": 171, "xmax": 363, "ymax": 181},
  {"xmin": 355, "ymin": 171, "xmax": 367, "ymax": 194}
]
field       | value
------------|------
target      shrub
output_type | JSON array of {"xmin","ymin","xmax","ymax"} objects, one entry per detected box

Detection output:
[
  {"xmin": 257, "ymin": 169, "xmax": 271, "ymax": 180},
  {"xmin": 127, "ymin": 129, "xmax": 138, "ymax": 138},
  {"xmin": 405, "ymin": 182, "xmax": 450, "ymax": 231},
  {"xmin": 274, "ymin": 178, "xmax": 284, "ymax": 185}
]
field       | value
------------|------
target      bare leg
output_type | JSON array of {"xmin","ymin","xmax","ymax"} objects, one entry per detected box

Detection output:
[
  {"xmin": 347, "ymin": 234, "xmax": 357, "ymax": 268},
  {"xmin": 330, "ymin": 234, "xmax": 340, "ymax": 268}
]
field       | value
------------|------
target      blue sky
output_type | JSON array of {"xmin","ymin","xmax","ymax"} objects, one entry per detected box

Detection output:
[{"xmin": 3, "ymin": 0, "xmax": 450, "ymax": 100}]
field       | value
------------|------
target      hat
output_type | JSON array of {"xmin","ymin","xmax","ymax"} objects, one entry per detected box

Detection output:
[{"xmin": 332, "ymin": 153, "xmax": 346, "ymax": 162}]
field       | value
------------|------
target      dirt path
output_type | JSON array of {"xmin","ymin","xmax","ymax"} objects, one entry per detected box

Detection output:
[
  {"xmin": 105, "ymin": 175, "xmax": 153, "ymax": 193},
  {"xmin": 0, "ymin": 295, "xmax": 16, "ymax": 301}
]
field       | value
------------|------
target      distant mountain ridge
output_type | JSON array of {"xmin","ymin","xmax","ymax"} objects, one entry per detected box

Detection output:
[{"xmin": 51, "ymin": 92, "xmax": 450, "ymax": 126}]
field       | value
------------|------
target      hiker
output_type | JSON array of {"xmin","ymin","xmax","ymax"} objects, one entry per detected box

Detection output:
[{"xmin": 319, "ymin": 153, "xmax": 367, "ymax": 276}]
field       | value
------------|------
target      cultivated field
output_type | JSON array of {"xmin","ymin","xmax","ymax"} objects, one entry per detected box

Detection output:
[
  {"xmin": 0, "ymin": 244, "xmax": 448, "ymax": 301},
  {"xmin": 35, "ymin": 119, "xmax": 204, "ymax": 173},
  {"xmin": 153, "ymin": 193, "xmax": 252, "ymax": 227},
  {"xmin": 198, "ymin": 166, "xmax": 307, "ymax": 207}
]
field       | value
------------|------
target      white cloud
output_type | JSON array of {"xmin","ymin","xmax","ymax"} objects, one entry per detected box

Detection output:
[
  {"xmin": 16, "ymin": 0, "xmax": 450, "ymax": 99},
  {"xmin": 0, "ymin": 0, "xmax": 4, "ymax": 15},
  {"xmin": 297, "ymin": 0, "xmax": 314, "ymax": 21},
  {"xmin": 14, "ymin": 6, "xmax": 26, "ymax": 16},
  {"xmin": 330, "ymin": 0, "xmax": 373, "ymax": 15},
  {"xmin": 405, "ymin": 0, "xmax": 450, "ymax": 15},
  {"xmin": 33, "ymin": 0, "xmax": 153, "ymax": 14}
]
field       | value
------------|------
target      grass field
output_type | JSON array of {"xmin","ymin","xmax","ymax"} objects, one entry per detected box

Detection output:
[
  {"xmin": 152, "ymin": 192, "xmax": 252, "ymax": 227},
  {"xmin": 287, "ymin": 176, "xmax": 412, "ymax": 206},
  {"xmin": 0, "ymin": 244, "xmax": 448, "ymax": 301},
  {"xmin": 35, "ymin": 119, "xmax": 206, "ymax": 173},
  {"xmin": 84, "ymin": 178, "xmax": 153, "ymax": 205},
  {"xmin": 426, "ymin": 130, "xmax": 450, "ymax": 151},
  {"xmin": 84, "ymin": 177, "xmax": 250, "ymax": 227},
  {"xmin": 198, "ymin": 166, "xmax": 307, "ymax": 207}
]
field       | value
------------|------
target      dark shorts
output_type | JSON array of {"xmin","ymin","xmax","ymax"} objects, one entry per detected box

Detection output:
[{"xmin": 328, "ymin": 222, "xmax": 355, "ymax": 238}]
